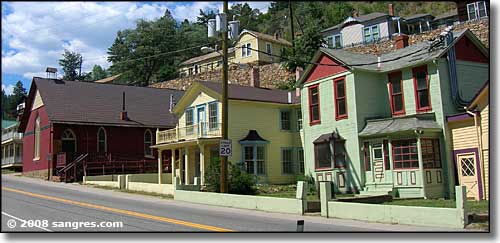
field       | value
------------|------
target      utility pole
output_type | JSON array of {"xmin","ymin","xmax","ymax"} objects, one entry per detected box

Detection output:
[
  {"xmin": 220, "ymin": 0, "xmax": 229, "ymax": 193},
  {"xmin": 79, "ymin": 56, "xmax": 83, "ymax": 79},
  {"xmin": 289, "ymin": 0, "xmax": 295, "ymax": 55}
]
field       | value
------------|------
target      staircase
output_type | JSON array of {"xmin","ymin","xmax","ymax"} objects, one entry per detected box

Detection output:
[
  {"xmin": 360, "ymin": 183, "xmax": 394, "ymax": 196},
  {"xmin": 57, "ymin": 153, "xmax": 88, "ymax": 183}
]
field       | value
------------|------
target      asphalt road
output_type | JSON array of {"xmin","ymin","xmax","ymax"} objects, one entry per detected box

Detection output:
[{"xmin": 1, "ymin": 174, "xmax": 461, "ymax": 232}]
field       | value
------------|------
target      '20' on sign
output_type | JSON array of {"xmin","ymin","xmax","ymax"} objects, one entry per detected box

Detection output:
[{"xmin": 219, "ymin": 139, "xmax": 232, "ymax": 156}]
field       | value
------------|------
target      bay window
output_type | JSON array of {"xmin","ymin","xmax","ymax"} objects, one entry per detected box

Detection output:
[
  {"xmin": 392, "ymin": 139, "xmax": 418, "ymax": 169},
  {"xmin": 314, "ymin": 142, "xmax": 331, "ymax": 170},
  {"xmin": 244, "ymin": 145, "xmax": 265, "ymax": 175},
  {"xmin": 421, "ymin": 139, "xmax": 442, "ymax": 168}
]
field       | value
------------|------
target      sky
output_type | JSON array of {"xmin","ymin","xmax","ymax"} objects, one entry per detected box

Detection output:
[{"xmin": 1, "ymin": 1, "xmax": 271, "ymax": 95}]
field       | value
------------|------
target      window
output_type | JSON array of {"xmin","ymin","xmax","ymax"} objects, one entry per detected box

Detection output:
[
  {"xmin": 413, "ymin": 66, "xmax": 431, "ymax": 112},
  {"xmin": 296, "ymin": 109, "xmax": 302, "ymax": 131},
  {"xmin": 308, "ymin": 85, "xmax": 320, "ymax": 125},
  {"xmin": 280, "ymin": 110, "xmax": 291, "ymax": 130},
  {"xmin": 314, "ymin": 142, "xmax": 331, "ymax": 170},
  {"xmin": 144, "ymin": 130, "xmax": 153, "ymax": 157},
  {"xmin": 325, "ymin": 36, "xmax": 333, "ymax": 48},
  {"xmin": 334, "ymin": 140, "xmax": 346, "ymax": 168},
  {"xmin": 334, "ymin": 77, "xmax": 347, "ymax": 120},
  {"xmin": 297, "ymin": 148, "xmax": 304, "ymax": 174},
  {"xmin": 388, "ymin": 71, "xmax": 405, "ymax": 115},
  {"xmin": 34, "ymin": 115, "xmax": 40, "ymax": 159},
  {"xmin": 467, "ymin": 1, "xmax": 487, "ymax": 21},
  {"xmin": 185, "ymin": 108, "xmax": 194, "ymax": 134},
  {"xmin": 383, "ymin": 140, "xmax": 390, "ymax": 170},
  {"xmin": 266, "ymin": 43, "xmax": 272, "ymax": 54},
  {"xmin": 97, "ymin": 127, "xmax": 107, "ymax": 153},
  {"xmin": 281, "ymin": 148, "xmax": 294, "ymax": 174},
  {"xmin": 244, "ymin": 145, "xmax": 265, "ymax": 175},
  {"xmin": 392, "ymin": 139, "xmax": 418, "ymax": 169},
  {"xmin": 421, "ymin": 139, "xmax": 441, "ymax": 168},
  {"xmin": 208, "ymin": 102, "xmax": 218, "ymax": 130},
  {"xmin": 333, "ymin": 34, "xmax": 342, "ymax": 49},
  {"xmin": 364, "ymin": 142, "xmax": 371, "ymax": 171},
  {"xmin": 242, "ymin": 43, "xmax": 252, "ymax": 57},
  {"xmin": 363, "ymin": 25, "xmax": 380, "ymax": 43}
]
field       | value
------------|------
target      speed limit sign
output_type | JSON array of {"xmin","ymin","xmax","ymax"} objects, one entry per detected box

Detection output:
[{"xmin": 219, "ymin": 139, "xmax": 232, "ymax": 156}]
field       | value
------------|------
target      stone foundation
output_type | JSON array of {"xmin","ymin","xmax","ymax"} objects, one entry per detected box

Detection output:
[{"xmin": 23, "ymin": 169, "xmax": 51, "ymax": 180}]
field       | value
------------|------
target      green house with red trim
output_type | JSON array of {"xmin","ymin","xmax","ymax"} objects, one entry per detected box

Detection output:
[{"xmin": 297, "ymin": 29, "xmax": 488, "ymax": 199}]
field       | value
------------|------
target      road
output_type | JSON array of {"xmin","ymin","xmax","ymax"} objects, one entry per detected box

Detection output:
[{"xmin": 1, "ymin": 174, "xmax": 461, "ymax": 232}]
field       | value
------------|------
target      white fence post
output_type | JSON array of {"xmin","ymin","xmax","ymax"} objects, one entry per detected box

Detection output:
[
  {"xmin": 455, "ymin": 185, "xmax": 468, "ymax": 227},
  {"xmin": 296, "ymin": 181, "xmax": 308, "ymax": 215},
  {"xmin": 320, "ymin": 181, "xmax": 332, "ymax": 217}
]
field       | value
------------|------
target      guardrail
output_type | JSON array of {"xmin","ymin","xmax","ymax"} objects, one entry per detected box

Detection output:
[{"xmin": 157, "ymin": 122, "xmax": 221, "ymax": 144}]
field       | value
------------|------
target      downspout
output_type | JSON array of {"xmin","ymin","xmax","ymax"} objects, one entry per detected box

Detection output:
[
  {"xmin": 445, "ymin": 28, "xmax": 468, "ymax": 109},
  {"xmin": 465, "ymin": 107, "xmax": 485, "ymax": 200},
  {"xmin": 48, "ymin": 122, "xmax": 53, "ymax": 181}
]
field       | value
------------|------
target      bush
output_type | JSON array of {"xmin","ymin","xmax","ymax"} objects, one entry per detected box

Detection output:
[
  {"xmin": 296, "ymin": 173, "xmax": 317, "ymax": 194},
  {"xmin": 204, "ymin": 157, "xmax": 256, "ymax": 195}
]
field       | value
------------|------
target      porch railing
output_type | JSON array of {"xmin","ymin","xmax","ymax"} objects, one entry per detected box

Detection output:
[
  {"xmin": 157, "ymin": 122, "xmax": 221, "ymax": 144},
  {"xmin": 1, "ymin": 132, "xmax": 22, "ymax": 142}
]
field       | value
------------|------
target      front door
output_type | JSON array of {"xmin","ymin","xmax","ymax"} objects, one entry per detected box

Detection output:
[
  {"xmin": 457, "ymin": 153, "xmax": 480, "ymax": 200},
  {"xmin": 197, "ymin": 106, "xmax": 206, "ymax": 136},
  {"xmin": 372, "ymin": 144, "xmax": 385, "ymax": 182}
]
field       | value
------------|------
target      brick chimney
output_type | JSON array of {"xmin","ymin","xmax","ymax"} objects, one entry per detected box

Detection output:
[
  {"xmin": 388, "ymin": 4, "xmax": 395, "ymax": 16},
  {"xmin": 120, "ymin": 92, "xmax": 129, "ymax": 121},
  {"xmin": 295, "ymin": 67, "xmax": 304, "ymax": 82},
  {"xmin": 394, "ymin": 34, "xmax": 409, "ymax": 49},
  {"xmin": 250, "ymin": 66, "xmax": 260, "ymax": 88}
]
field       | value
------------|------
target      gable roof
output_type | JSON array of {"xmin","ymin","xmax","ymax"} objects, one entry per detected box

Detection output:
[
  {"xmin": 19, "ymin": 78, "xmax": 184, "ymax": 130},
  {"xmin": 321, "ymin": 12, "xmax": 390, "ymax": 33},
  {"xmin": 468, "ymin": 80, "xmax": 489, "ymax": 109},
  {"xmin": 238, "ymin": 30, "xmax": 292, "ymax": 46},
  {"xmin": 298, "ymin": 28, "xmax": 488, "ymax": 85},
  {"xmin": 199, "ymin": 81, "xmax": 299, "ymax": 104}
]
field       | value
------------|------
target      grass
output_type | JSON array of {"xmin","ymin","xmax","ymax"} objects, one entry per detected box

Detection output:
[
  {"xmin": 87, "ymin": 184, "xmax": 173, "ymax": 199},
  {"xmin": 1, "ymin": 169, "xmax": 17, "ymax": 174},
  {"xmin": 383, "ymin": 199, "xmax": 489, "ymax": 214}
]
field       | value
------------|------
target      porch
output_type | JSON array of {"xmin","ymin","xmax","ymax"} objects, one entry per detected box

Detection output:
[{"xmin": 156, "ymin": 122, "xmax": 222, "ymax": 144}]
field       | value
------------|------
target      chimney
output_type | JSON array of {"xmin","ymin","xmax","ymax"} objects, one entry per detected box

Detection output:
[
  {"xmin": 46, "ymin": 67, "xmax": 57, "ymax": 79},
  {"xmin": 394, "ymin": 34, "xmax": 409, "ymax": 49},
  {"xmin": 388, "ymin": 4, "xmax": 395, "ymax": 16},
  {"xmin": 295, "ymin": 67, "xmax": 304, "ymax": 82},
  {"xmin": 250, "ymin": 66, "xmax": 260, "ymax": 88},
  {"xmin": 287, "ymin": 92, "xmax": 292, "ymax": 104},
  {"xmin": 120, "ymin": 92, "xmax": 128, "ymax": 121}
]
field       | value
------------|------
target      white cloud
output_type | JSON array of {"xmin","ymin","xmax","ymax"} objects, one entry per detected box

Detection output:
[
  {"xmin": 1, "ymin": 1, "xmax": 270, "ymax": 79},
  {"xmin": 2, "ymin": 84, "xmax": 15, "ymax": 95}
]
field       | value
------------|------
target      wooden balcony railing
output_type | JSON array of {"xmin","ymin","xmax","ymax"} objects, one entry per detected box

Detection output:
[{"xmin": 157, "ymin": 122, "xmax": 222, "ymax": 144}]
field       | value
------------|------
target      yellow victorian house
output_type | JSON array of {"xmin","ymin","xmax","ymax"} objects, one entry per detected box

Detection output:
[
  {"xmin": 178, "ymin": 29, "xmax": 292, "ymax": 77},
  {"xmin": 153, "ymin": 79, "xmax": 303, "ymax": 187}
]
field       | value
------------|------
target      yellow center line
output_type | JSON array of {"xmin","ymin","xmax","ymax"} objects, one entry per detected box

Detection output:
[{"xmin": 2, "ymin": 186, "xmax": 233, "ymax": 232}]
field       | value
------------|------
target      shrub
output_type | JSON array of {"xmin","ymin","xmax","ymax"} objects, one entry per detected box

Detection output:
[
  {"xmin": 204, "ymin": 158, "xmax": 256, "ymax": 195},
  {"xmin": 204, "ymin": 157, "xmax": 221, "ymax": 192}
]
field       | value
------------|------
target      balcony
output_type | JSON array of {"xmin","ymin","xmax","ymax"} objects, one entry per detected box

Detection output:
[
  {"xmin": 2, "ymin": 132, "xmax": 22, "ymax": 143},
  {"xmin": 157, "ymin": 122, "xmax": 222, "ymax": 144}
]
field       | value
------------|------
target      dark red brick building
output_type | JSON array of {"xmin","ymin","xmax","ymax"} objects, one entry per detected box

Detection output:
[{"xmin": 18, "ymin": 77, "xmax": 183, "ymax": 180}]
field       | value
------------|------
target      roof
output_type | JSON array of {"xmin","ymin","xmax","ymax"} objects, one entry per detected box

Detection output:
[
  {"xmin": 94, "ymin": 74, "xmax": 122, "ymax": 84},
  {"xmin": 311, "ymin": 28, "xmax": 487, "ymax": 74},
  {"xmin": 359, "ymin": 114, "xmax": 442, "ymax": 137},
  {"xmin": 198, "ymin": 81, "xmax": 300, "ymax": 104},
  {"xmin": 434, "ymin": 10, "xmax": 458, "ymax": 21},
  {"xmin": 2, "ymin": 120, "xmax": 17, "ymax": 129},
  {"xmin": 468, "ymin": 80, "xmax": 489, "ymax": 109},
  {"xmin": 239, "ymin": 130, "xmax": 268, "ymax": 142},
  {"xmin": 180, "ymin": 48, "xmax": 235, "ymax": 66},
  {"xmin": 313, "ymin": 132, "xmax": 344, "ymax": 144},
  {"xmin": 321, "ymin": 12, "xmax": 389, "ymax": 32},
  {"xmin": 240, "ymin": 30, "xmax": 292, "ymax": 46},
  {"xmin": 403, "ymin": 13, "xmax": 435, "ymax": 22},
  {"xmin": 25, "ymin": 78, "xmax": 184, "ymax": 128}
]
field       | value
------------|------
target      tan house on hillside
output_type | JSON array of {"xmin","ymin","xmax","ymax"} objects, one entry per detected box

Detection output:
[
  {"xmin": 447, "ymin": 81, "xmax": 489, "ymax": 200},
  {"xmin": 178, "ymin": 30, "xmax": 292, "ymax": 77}
]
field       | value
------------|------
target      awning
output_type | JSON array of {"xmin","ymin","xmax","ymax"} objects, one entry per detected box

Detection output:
[
  {"xmin": 313, "ymin": 131, "xmax": 344, "ymax": 144},
  {"xmin": 359, "ymin": 114, "xmax": 442, "ymax": 137},
  {"xmin": 239, "ymin": 130, "xmax": 268, "ymax": 142}
]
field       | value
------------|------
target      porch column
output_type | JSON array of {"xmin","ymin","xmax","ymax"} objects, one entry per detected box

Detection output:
[
  {"xmin": 157, "ymin": 149, "xmax": 162, "ymax": 184},
  {"xmin": 171, "ymin": 148, "xmax": 176, "ymax": 185},
  {"xmin": 416, "ymin": 137, "xmax": 427, "ymax": 199},
  {"xmin": 426, "ymin": 21, "xmax": 431, "ymax": 31},
  {"xmin": 419, "ymin": 21, "xmax": 422, "ymax": 33},
  {"xmin": 397, "ymin": 19, "xmax": 401, "ymax": 35},
  {"xmin": 184, "ymin": 146, "xmax": 189, "ymax": 185},
  {"xmin": 179, "ymin": 149, "xmax": 184, "ymax": 185},
  {"xmin": 199, "ymin": 144, "xmax": 205, "ymax": 185}
]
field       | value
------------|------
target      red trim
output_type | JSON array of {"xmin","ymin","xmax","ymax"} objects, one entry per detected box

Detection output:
[
  {"xmin": 388, "ymin": 71, "xmax": 406, "ymax": 116},
  {"xmin": 363, "ymin": 142, "xmax": 371, "ymax": 171},
  {"xmin": 392, "ymin": 139, "xmax": 419, "ymax": 170},
  {"xmin": 314, "ymin": 141, "xmax": 332, "ymax": 171},
  {"xmin": 383, "ymin": 140, "xmax": 390, "ymax": 170},
  {"xmin": 308, "ymin": 84, "xmax": 321, "ymax": 125},
  {"xmin": 412, "ymin": 65, "xmax": 432, "ymax": 112},
  {"xmin": 333, "ymin": 77, "xmax": 347, "ymax": 120},
  {"xmin": 304, "ymin": 54, "xmax": 348, "ymax": 83},
  {"xmin": 421, "ymin": 138, "xmax": 442, "ymax": 168}
]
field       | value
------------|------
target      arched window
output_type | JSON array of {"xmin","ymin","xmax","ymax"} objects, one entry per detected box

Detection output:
[
  {"xmin": 61, "ymin": 129, "xmax": 77, "ymax": 153},
  {"xmin": 97, "ymin": 127, "xmax": 107, "ymax": 153},
  {"xmin": 34, "ymin": 115, "xmax": 41, "ymax": 159},
  {"xmin": 144, "ymin": 130, "xmax": 153, "ymax": 157}
]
